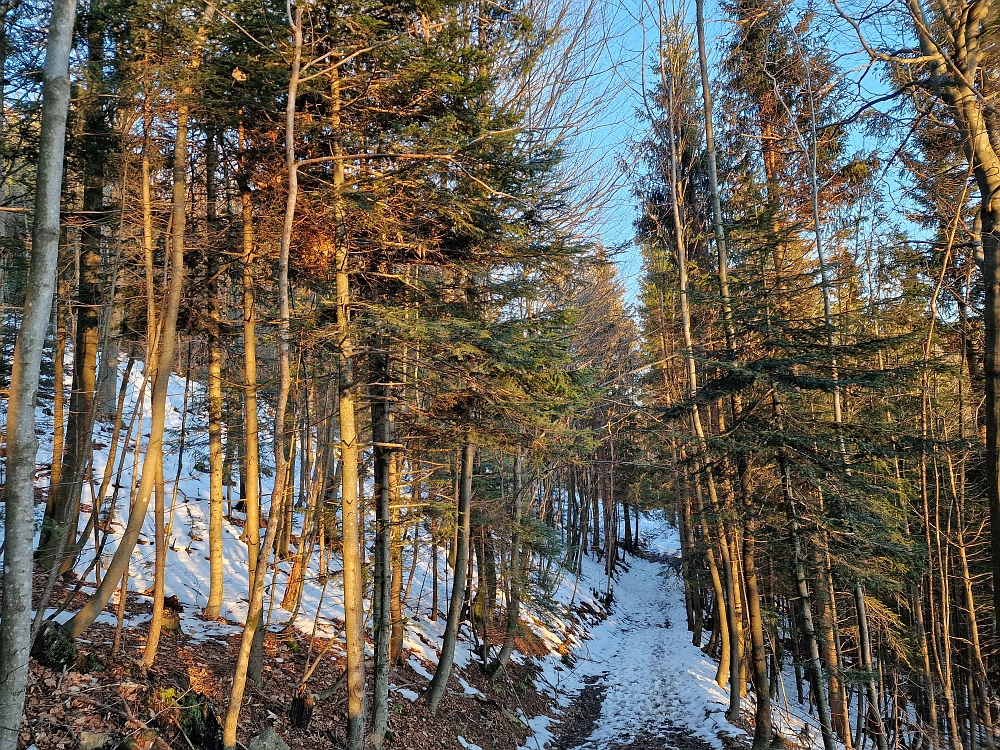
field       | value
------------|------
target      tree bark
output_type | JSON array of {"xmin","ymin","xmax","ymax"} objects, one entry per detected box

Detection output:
[
  {"xmin": 205, "ymin": 124, "xmax": 225, "ymax": 620},
  {"xmin": 425, "ymin": 440, "xmax": 475, "ymax": 715},
  {"xmin": 855, "ymin": 585, "xmax": 888, "ymax": 750},
  {"xmin": 744, "ymin": 534, "xmax": 771, "ymax": 750},
  {"xmin": 142, "ymin": 455, "xmax": 167, "ymax": 667},
  {"xmin": 0, "ymin": 0, "xmax": 75, "ymax": 738},
  {"xmin": 329, "ymin": 62, "xmax": 366, "ymax": 749},
  {"xmin": 36, "ymin": 3, "xmax": 109, "ymax": 570},
  {"xmin": 237, "ymin": 121, "xmax": 261, "ymax": 586},
  {"xmin": 491, "ymin": 451, "xmax": 524, "ymax": 673},
  {"xmin": 371, "ymin": 346, "xmax": 394, "ymax": 746}
]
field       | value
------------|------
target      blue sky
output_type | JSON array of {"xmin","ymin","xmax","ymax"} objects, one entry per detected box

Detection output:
[{"xmin": 565, "ymin": 0, "xmax": 732, "ymax": 305}]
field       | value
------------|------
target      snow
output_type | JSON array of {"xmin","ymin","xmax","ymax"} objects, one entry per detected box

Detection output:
[
  {"xmin": 517, "ymin": 515, "xmax": 838, "ymax": 750},
  {"xmin": 456, "ymin": 675, "xmax": 481, "ymax": 696},
  {"xmin": 407, "ymin": 656, "xmax": 435, "ymax": 682},
  {"xmin": 520, "ymin": 519, "xmax": 735, "ymax": 750},
  {"xmin": 520, "ymin": 715, "xmax": 555, "ymax": 750},
  {"xmin": 394, "ymin": 688, "xmax": 420, "ymax": 702}
]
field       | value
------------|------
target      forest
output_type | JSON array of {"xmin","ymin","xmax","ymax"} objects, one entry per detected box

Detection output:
[{"xmin": 1, "ymin": 0, "xmax": 998, "ymax": 748}]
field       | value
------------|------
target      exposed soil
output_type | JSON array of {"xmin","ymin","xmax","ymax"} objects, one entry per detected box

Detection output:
[{"xmin": 548, "ymin": 675, "xmax": 607, "ymax": 750}]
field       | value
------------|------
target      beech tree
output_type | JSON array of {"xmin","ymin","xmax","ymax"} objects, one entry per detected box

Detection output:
[{"xmin": 0, "ymin": 0, "xmax": 75, "ymax": 741}]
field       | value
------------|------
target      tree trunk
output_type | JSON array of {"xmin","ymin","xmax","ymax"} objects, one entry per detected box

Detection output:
[
  {"xmin": 0, "ymin": 0, "xmax": 75, "ymax": 738},
  {"xmin": 491, "ymin": 451, "xmax": 524, "ymax": 673},
  {"xmin": 49, "ymin": 236, "xmax": 71, "ymax": 507},
  {"xmin": 855, "ymin": 585, "xmax": 888, "ymax": 750},
  {"xmin": 222, "ymin": 410, "xmax": 296, "ymax": 750},
  {"xmin": 389, "ymin": 457, "xmax": 405, "ymax": 663},
  {"xmin": 661, "ymin": 60, "xmax": 740, "ymax": 710},
  {"xmin": 779, "ymin": 448, "xmax": 836, "ymax": 750},
  {"xmin": 744, "ymin": 534, "xmax": 772, "ymax": 750},
  {"xmin": 237, "ymin": 122, "xmax": 261, "ymax": 586},
  {"xmin": 205, "ymin": 124, "xmax": 225, "ymax": 619},
  {"xmin": 815, "ymin": 547, "xmax": 849, "ymax": 742},
  {"xmin": 329, "ymin": 62, "xmax": 366, "ymax": 748},
  {"xmin": 371, "ymin": 347, "xmax": 394, "ymax": 746},
  {"xmin": 143, "ymin": 456, "xmax": 168, "ymax": 667},
  {"xmin": 431, "ymin": 516, "xmax": 440, "ymax": 621},
  {"xmin": 36, "ymin": 4, "xmax": 109, "ymax": 570},
  {"xmin": 425, "ymin": 440, "xmax": 475, "ymax": 715}
]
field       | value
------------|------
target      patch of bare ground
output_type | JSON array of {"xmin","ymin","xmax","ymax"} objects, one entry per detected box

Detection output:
[{"xmin": 547, "ymin": 675, "xmax": 607, "ymax": 750}]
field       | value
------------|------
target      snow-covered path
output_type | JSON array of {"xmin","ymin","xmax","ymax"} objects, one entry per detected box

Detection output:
[{"xmin": 535, "ymin": 523, "xmax": 740, "ymax": 750}]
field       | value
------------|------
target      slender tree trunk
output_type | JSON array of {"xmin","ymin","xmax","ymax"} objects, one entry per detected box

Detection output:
[
  {"xmin": 816, "ymin": 547, "xmax": 849, "ymax": 742},
  {"xmin": 271, "ymin": 3, "xmax": 299, "ymax": 564},
  {"xmin": 623, "ymin": 499, "xmax": 632, "ymax": 553},
  {"xmin": 431, "ymin": 517, "xmax": 440, "ymax": 621},
  {"xmin": 371, "ymin": 346, "xmax": 394, "ymax": 746},
  {"xmin": 744, "ymin": 533, "xmax": 772, "ymax": 750},
  {"xmin": 143, "ymin": 454, "xmax": 168, "ymax": 667},
  {"xmin": 49, "ymin": 237, "xmax": 70, "ymax": 504},
  {"xmin": 205, "ymin": 124, "xmax": 225, "ymax": 619},
  {"xmin": 491, "ymin": 452, "xmax": 524, "ymax": 673},
  {"xmin": 855, "ymin": 585, "xmax": 888, "ymax": 750},
  {"xmin": 913, "ymin": 581, "xmax": 940, "ymax": 746},
  {"xmin": 660, "ymin": 52, "xmax": 740, "ymax": 709},
  {"xmin": 425, "ymin": 440, "xmax": 475, "ymax": 715},
  {"xmin": 955, "ymin": 517, "xmax": 995, "ymax": 747},
  {"xmin": 330, "ymin": 63, "xmax": 366, "ymax": 749},
  {"xmin": 222, "ymin": 417, "xmax": 295, "ymax": 750},
  {"xmin": 389, "ymin": 457, "xmax": 405, "ymax": 662},
  {"xmin": 36, "ymin": 4, "xmax": 109, "ymax": 569},
  {"xmin": 237, "ymin": 124, "xmax": 261, "ymax": 585},
  {"xmin": 777, "ymin": 441, "xmax": 836, "ymax": 750},
  {"xmin": 0, "ymin": 0, "xmax": 75, "ymax": 738},
  {"xmin": 244, "ymin": 3, "xmax": 302, "ymax": 685}
]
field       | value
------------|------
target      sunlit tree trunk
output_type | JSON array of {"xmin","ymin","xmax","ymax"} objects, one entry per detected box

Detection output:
[
  {"xmin": 237, "ymin": 120, "xmax": 261, "ymax": 586},
  {"xmin": 205, "ymin": 124, "xmax": 225, "ymax": 620},
  {"xmin": 329, "ymin": 62, "xmax": 367, "ymax": 749}
]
